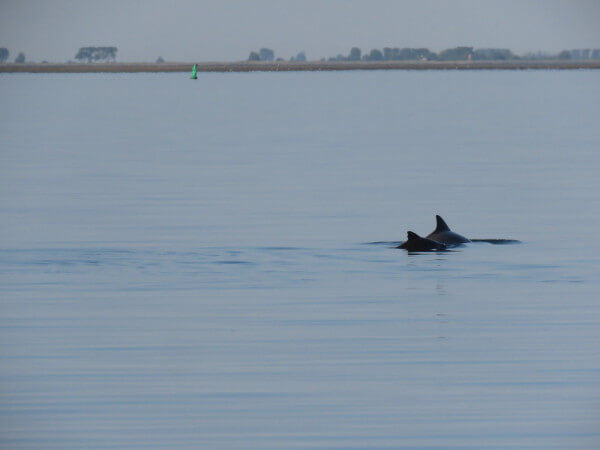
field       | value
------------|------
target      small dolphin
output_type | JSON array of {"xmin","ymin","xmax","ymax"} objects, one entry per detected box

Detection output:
[
  {"xmin": 397, "ymin": 231, "xmax": 447, "ymax": 252},
  {"xmin": 426, "ymin": 215, "xmax": 470, "ymax": 245}
]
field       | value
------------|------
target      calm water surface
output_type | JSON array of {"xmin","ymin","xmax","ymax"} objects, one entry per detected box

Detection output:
[{"xmin": 1, "ymin": 71, "xmax": 600, "ymax": 448}]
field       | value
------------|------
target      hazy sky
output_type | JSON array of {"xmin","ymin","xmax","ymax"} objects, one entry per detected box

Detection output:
[{"xmin": 1, "ymin": 0, "xmax": 599, "ymax": 62}]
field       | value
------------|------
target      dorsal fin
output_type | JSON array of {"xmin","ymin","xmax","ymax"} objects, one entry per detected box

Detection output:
[
  {"xmin": 435, "ymin": 215, "xmax": 451, "ymax": 232},
  {"xmin": 407, "ymin": 231, "xmax": 420, "ymax": 240}
]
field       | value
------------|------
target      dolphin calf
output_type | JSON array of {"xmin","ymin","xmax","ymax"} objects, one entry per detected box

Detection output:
[
  {"xmin": 397, "ymin": 231, "xmax": 447, "ymax": 252},
  {"xmin": 426, "ymin": 215, "xmax": 470, "ymax": 245}
]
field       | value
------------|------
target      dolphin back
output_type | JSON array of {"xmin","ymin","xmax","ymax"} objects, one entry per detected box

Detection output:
[
  {"xmin": 398, "ymin": 231, "xmax": 447, "ymax": 251},
  {"xmin": 428, "ymin": 215, "xmax": 470, "ymax": 244}
]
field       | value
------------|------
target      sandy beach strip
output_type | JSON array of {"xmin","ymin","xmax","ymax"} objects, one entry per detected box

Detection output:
[{"xmin": 2, "ymin": 60, "xmax": 600, "ymax": 73}]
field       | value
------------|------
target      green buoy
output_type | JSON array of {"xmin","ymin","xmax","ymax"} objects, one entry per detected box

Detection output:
[{"xmin": 190, "ymin": 64, "xmax": 198, "ymax": 80}]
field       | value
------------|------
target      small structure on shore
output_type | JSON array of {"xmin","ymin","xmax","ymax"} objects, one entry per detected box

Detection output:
[{"xmin": 190, "ymin": 64, "xmax": 197, "ymax": 80}]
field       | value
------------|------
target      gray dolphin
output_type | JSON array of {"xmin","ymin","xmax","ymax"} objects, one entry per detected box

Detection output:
[
  {"xmin": 397, "ymin": 231, "xmax": 447, "ymax": 252},
  {"xmin": 426, "ymin": 215, "xmax": 471, "ymax": 245}
]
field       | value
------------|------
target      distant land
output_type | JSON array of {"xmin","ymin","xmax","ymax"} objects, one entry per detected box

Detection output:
[
  {"xmin": 3, "ymin": 45, "xmax": 600, "ymax": 71},
  {"xmin": 1, "ymin": 60, "xmax": 600, "ymax": 73}
]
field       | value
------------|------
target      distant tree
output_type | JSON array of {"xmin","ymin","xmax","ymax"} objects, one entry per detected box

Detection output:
[
  {"xmin": 15, "ymin": 52, "xmax": 25, "ymax": 63},
  {"xmin": 75, "ymin": 47, "xmax": 117, "ymax": 63},
  {"xmin": 76, "ymin": 48, "xmax": 93, "ymax": 62},
  {"xmin": 106, "ymin": 47, "xmax": 117, "ymax": 61},
  {"xmin": 395, "ymin": 48, "xmax": 406, "ymax": 60},
  {"xmin": 156, "ymin": 56, "xmax": 165, "ymax": 63},
  {"xmin": 438, "ymin": 46, "xmax": 473, "ymax": 61},
  {"xmin": 0, "ymin": 48, "xmax": 9, "ymax": 63},
  {"xmin": 407, "ymin": 48, "xmax": 437, "ymax": 60},
  {"xmin": 367, "ymin": 49, "xmax": 383, "ymax": 61},
  {"xmin": 473, "ymin": 48, "xmax": 515, "ymax": 60},
  {"xmin": 521, "ymin": 51, "xmax": 555, "ymax": 60},
  {"xmin": 348, "ymin": 47, "xmax": 361, "ymax": 61},
  {"xmin": 295, "ymin": 51, "xmax": 306, "ymax": 62},
  {"xmin": 259, "ymin": 48, "xmax": 275, "ymax": 61},
  {"xmin": 376, "ymin": 47, "xmax": 436, "ymax": 61},
  {"xmin": 248, "ymin": 51, "xmax": 260, "ymax": 61},
  {"xmin": 558, "ymin": 50, "xmax": 571, "ymax": 60}
]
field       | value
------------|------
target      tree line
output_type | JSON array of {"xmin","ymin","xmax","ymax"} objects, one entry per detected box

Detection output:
[
  {"xmin": 325, "ymin": 46, "xmax": 600, "ymax": 61},
  {"xmin": 2, "ymin": 45, "xmax": 599, "ymax": 64},
  {"xmin": 0, "ymin": 46, "xmax": 118, "ymax": 63},
  {"xmin": 74, "ymin": 47, "xmax": 118, "ymax": 63},
  {"xmin": 248, "ymin": 48, "xmax": 306, "ymax": 62},
  {"xmin": 0, "ymin": 48, "xmax": 26, "ymax": 63},
  {"xmin": 328, "ymin": 46, "xmax": 516, "ymax": 61},
  {"xmin": 246, "ymin": 46, "xmax": 600, "ymax": 63}
]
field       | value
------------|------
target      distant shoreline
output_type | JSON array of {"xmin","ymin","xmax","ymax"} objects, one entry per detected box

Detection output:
[{"xmin": 2, "ymin": 60, "xmax": 600, "ymax": 73}]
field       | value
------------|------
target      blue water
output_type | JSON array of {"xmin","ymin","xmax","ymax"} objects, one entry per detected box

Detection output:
[{"xmin": 1, "ymin": 71, "xmax": 600, "ymax": 449}]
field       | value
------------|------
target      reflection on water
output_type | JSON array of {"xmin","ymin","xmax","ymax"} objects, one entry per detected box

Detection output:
[{"xmin": 1, "ymin": 71, "xmax": 600, "ymax": 448}]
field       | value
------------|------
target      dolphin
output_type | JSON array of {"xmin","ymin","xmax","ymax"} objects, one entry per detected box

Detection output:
[
  {"xmin": 426, "ymin": 215, "xmax": 470, "ymax": 245},
  {"xmin": 397, "ymin": 231, "xmax": 447, "ymax": 252}
]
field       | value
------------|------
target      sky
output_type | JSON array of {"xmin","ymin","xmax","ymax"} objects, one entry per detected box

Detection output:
[{"xmin": 1, "ymin": 0, "xmax": 599, "ymax": 62}]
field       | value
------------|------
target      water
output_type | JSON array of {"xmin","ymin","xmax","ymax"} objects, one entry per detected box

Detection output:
[{"xmin": 1, "ymin": 71, "xmax": 599, "ymax": 449}]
